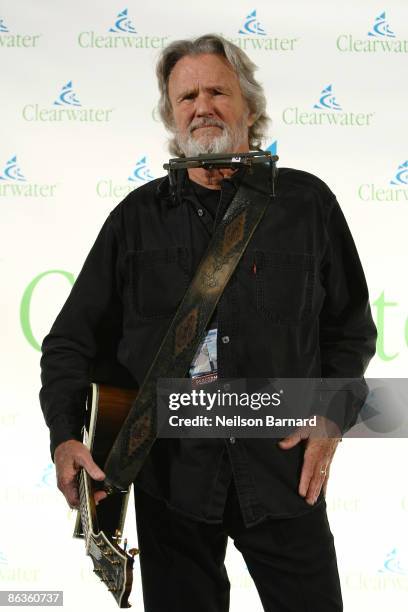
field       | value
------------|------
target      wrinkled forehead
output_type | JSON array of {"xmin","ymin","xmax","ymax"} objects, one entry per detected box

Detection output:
[{"xmin": 168, "ymin": 53, "xmax": 241, "ymax": 98}]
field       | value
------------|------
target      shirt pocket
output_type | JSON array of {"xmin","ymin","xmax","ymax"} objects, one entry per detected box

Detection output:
[
  {"xmin": 239, "ymin": 250, "xmax": 315, "ymax": 324},
  {"xmin": 128, "ymin": 246, "xmax": 190, "ymax": 319}
]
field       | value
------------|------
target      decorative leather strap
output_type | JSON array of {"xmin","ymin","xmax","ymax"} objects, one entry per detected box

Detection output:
[{"xmin": 103, "ymin": 161, "xmax": 276, "ymax": 492}]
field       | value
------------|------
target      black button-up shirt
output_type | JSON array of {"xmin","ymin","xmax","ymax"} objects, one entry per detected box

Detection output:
[{"xmin": 39, "ymin": 164, "xmax": 377, "ymax": 527}]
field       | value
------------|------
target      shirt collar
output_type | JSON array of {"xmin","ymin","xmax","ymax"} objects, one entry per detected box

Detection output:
[{"xmin": 156, "ymin": 164, "xmax": 247, "ymax": 207}]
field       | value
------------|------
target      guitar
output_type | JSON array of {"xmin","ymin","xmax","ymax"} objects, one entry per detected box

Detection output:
[{"xmin": 73, "ymin": 383, "xmax": 140, "ymax": 607}]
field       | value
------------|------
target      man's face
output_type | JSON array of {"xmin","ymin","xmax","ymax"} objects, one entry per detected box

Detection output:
[{"xmin": 167, "ymin": 53, "xmax": 255, "ymax": 156}]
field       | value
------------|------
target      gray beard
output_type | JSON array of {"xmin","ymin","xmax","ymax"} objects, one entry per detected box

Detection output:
[{"xmin": 175, "ymin": 117, "xmax": 249, "ymax": 157}]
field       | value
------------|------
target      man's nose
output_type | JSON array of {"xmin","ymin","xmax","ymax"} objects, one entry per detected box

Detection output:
[{"xmin": 194, "ymin": 92, "xmax": 215, "ymax": 117}]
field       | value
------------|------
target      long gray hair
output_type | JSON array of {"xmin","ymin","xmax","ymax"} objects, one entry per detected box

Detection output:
[{"xmin": 156, "ymin": 33, "xmax": 270, "ymax": 156}]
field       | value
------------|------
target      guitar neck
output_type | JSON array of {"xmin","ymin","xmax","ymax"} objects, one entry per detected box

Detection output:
[{"xmin": 78, "ymin": 468, "xmax": 98, "ymax": 549}]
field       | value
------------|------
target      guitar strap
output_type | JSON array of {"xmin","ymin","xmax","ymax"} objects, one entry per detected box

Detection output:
[{"xmin": 102, "ymin": 161, "xmax": 277, "ymax": 493}]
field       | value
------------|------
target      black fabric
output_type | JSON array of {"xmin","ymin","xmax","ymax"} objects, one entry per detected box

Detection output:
[
  {"xmin": 39, "ymin": 165, "xmax": 377, "ymax": 527},
  {"xmin": 133, "ymin": 477, "xmax": 343, "ymax": 612},
  {"xmin": 189, "ymin": 176, "xmax": 222, "ymax": 220}
]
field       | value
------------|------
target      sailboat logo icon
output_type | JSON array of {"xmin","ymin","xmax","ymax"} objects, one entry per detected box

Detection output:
[
  {"xmin": 109, "ymin": 8, "xmax": 137, "ymax": 34},
  {"xmin": 238, "ymin": 10, "xmax": 266, "ymax": 36},
  {"xmin": 128, "ymin": 157, "xmax": 155, "ymax": 182},
  {"xmin": 368, "ymin": 12, "xmax": 396, "ymax": 38},
  {"xmin": 53, "ymin": 81, "xmax": 81, "ymax": 107},
  {"xmin": 0, "ymin": 156, "xmax": 27, "ymax": 182},
  {"xmin": 313, "ymin": 85, "xmax": 342, "ymax": 111}
]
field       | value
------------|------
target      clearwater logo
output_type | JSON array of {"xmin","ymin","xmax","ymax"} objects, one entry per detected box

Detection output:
[
  {"xmin": 224, "ymin": 8, "xmax": 298, "ymax": 52},
  {"xmin": 239, "ymin": 10, "xmax": 266, "ymax": 36},
  {"xmin": 0, "ymin": 155, "xmax": 56, "ymax": 197},
  {"xmin": 283, "ymin": 84, "xmax": 374, "ymax": 126},
  {"xmin": 390, "ymin": 161, "xmax": 408, "ymax": 186},
  {"xmin": 22, "ymin": 81, "xmax": 114, "ymax": 122},
  {"xmin": 109, "ymin": 8, "xmax": 137, "ymax": 34},
  {"xmin": 337, "ymin": 10, "xmax": 407, "ymax": 53},
  {"xmin": 264, "ymin": 140, "xmax": 278, "ymax": 177},
  {"xmin": 78, "ymin": 7, "xmax": 168, "ymax": 49},
  {"xmin": 265, "ymin": 141, "xmax": 277, "ymax": 156},
  {"xmin": 0, "ymin": 16, "xmax": 41, "ymax": 47},
  {"xmin": 97, "ymin": 156, "xmax": 155, "ymax": 198},
  {"xmin": 0, "ymin": 155, "xmax": 26, "ymax": 182},
  {"xmin": 368, "ymin": 11, "xmax": 395, "ymax": 38},
  {"xmin": 313, "ymin": 85, "xmax": 342, "ymax": 111},
  {"xmin": 53, "ymin": 81, "xmax": 81, "ymax": 107},
  {"xmin": 358, "ymin": 161, "xmax": 408, "ymax": 202},
  {"xmin": 378, "ymin": 548, "xmax": 408, "ymax": 575},
  {"xmin": 128, "ymin": 157, "xmax": 154, "ymax": 182}
]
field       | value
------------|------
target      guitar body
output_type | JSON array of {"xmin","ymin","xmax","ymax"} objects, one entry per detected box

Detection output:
[{"xmin": 73, "ymin": 383, "xmax": 139, "ymax": 607}]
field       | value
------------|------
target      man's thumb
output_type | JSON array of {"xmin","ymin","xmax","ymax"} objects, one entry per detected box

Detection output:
[
  {"xmin": 81, "ymin": 455, "xmax": 106, "ymax": 480},
  {"xmin": 278, "ymin": 435, "xmax": 299, "ymax": 449}
]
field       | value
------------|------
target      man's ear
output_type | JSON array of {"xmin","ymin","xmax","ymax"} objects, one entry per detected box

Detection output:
[{"xmin": 247, "ymin": 110, "xmax": 257, "ymax": 127}]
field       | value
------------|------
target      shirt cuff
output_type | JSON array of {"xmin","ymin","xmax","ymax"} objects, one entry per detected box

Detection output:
[
  {"xmin": 49, "ymin": 416, "xmax": 83, "ymax": 462},
  {"xmin": 311, "ymin": 379, "xmax": 369, "ymax": 436}
]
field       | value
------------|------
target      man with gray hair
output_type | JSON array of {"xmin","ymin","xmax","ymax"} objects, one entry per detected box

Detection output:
[{"xmin": 40, "ymin": 34, "xmax": 377, "ymax": 611}]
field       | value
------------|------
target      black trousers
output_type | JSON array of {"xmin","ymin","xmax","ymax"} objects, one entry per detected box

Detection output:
[{"xmin": 133, "ymin": 479, "xmax": 343, "ymax": 612}]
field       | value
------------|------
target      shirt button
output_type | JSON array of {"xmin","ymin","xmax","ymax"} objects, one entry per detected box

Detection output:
[
  {"xmin": 229, "ymin": 436, "xmax": 236, "ymax": 444},
  {"xmin": 221, "ymin": 335, "xmax": 230, "ymax": 344},
  {"xmin": 197, "ymin": 208, "xmax": 204, "ymax": 216}
]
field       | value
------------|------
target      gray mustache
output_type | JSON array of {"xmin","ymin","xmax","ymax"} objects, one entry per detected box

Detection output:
[{"xmin": 190, "ymin": 119, "xmax": 225, "ymax": 133}]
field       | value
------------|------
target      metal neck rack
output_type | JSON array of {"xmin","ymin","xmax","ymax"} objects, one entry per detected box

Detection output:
[{"xmin": 163, "ymin": 150, "xmax": 279, "ymax": 200}]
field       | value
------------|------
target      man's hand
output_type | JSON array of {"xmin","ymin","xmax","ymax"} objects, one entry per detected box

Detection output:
[
  {"xmin": 278, "ymin": 416, "xmax": 342, "ymax": 505},
  {"xmin": 54, "ymin": 439, "xmax": 108, "ymax": 510}
]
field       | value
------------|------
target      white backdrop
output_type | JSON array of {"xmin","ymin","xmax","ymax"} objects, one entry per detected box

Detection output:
[{"xmin": 1, "ymin": 1, "xmax": 408, "ymax": 610}]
